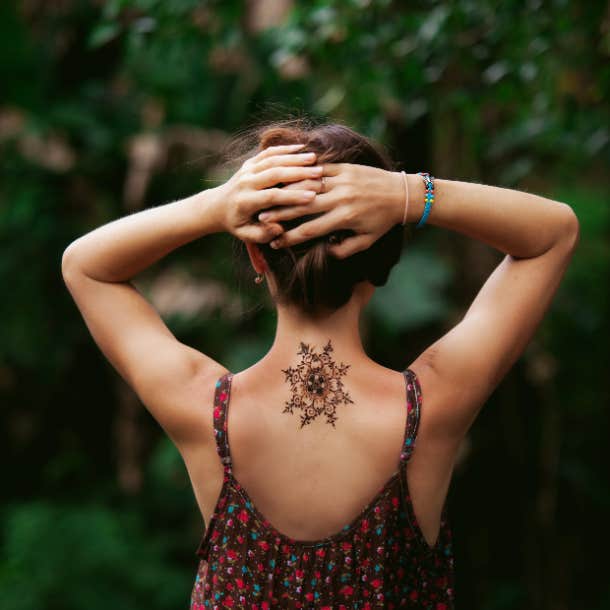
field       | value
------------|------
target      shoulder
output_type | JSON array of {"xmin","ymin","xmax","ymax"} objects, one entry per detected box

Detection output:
[
  {"xmin": 138, "ymin": 345, "xmax": 230, "ymax": 451},
  {"xmin": 404, "ymin": 357, "xmax": 463, "ymax": 504},
  {"xmin": 405, "ymin": 356, "xmax": 463, "ymax": 449}
]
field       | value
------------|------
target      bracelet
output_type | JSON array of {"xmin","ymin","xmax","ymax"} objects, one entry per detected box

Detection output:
[
  {"xmin": 400, "ymin": 171, "xmax": 409, "ymax": 226},
  {"xmin": 416, "ymin": 171, "xmax": 435, "ymax": 229}
]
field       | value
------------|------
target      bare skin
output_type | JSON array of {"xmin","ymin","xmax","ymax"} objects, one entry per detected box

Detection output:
[
  {"xmin": 62, "ymin": 143, "xmax": 579, "ymax": 548},
  {"xmin": 282, "ymin": 339, "xmax": 353, "ymax": 428}
]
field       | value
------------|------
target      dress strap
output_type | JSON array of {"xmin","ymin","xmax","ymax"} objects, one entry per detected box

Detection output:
[
  {"xmin": 399, "ymin": 368, "xmax": 422, "ymax": 465},
  {"xmin": 213, "ymin": 371, "xmax": 234, "ymax": 473}
]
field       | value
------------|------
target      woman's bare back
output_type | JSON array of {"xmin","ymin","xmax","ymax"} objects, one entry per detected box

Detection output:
[{"xmin": 180, "ymin": 359, "xmax": 461, "ymax": 549}]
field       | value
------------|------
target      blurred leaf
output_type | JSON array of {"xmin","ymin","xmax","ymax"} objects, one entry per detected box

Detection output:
[{"xmin": 88, "ymin": 22, "xmax": 122, "ymax": 48}]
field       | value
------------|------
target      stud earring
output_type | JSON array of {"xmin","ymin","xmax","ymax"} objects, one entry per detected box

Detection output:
[{"xmin": 254, "ymin": 273, "xmax": 264, "ymax": 284}]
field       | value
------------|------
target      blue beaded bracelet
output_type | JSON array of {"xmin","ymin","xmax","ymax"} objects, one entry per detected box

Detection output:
[{"xmin": 416, "ymin": 171, "xmax": 435, "ymax": 229}]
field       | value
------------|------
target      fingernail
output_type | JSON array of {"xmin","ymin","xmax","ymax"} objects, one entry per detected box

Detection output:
[
  {"xmin": 302, "ymin": 191, "xmax": 315, "ymax": 200},
  {"xmin": 270, "ymin": 240, "xmax": 279, "ymax": 249},
  {"xmin": 289, "ymin": 143, "xmax": 305, "ymax": 148},
  {"xmin": 312, "ymin": 166, "xmax": 323, "ymax": 174},
  {"xmin": 259, "ymin": 212, "xmax": 270, "ymax": 221}
]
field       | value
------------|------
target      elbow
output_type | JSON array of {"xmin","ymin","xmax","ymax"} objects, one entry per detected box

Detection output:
[
  {"xmin": 61, "ymin": 242, "xmax": 81, "ymax": 283},
  {"xmin": 557, "ymin": 204, "xmax": 580, "ymax": 252}
]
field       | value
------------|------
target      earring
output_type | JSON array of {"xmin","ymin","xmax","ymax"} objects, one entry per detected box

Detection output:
[{"xmin": 254, "ymin": 273, "xmax": 264, "ymax": 284}]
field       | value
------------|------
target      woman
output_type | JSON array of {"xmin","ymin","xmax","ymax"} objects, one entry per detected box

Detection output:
[{"xmin": 61, "ymin": 120, "xmax": 579, "ymax": 609}]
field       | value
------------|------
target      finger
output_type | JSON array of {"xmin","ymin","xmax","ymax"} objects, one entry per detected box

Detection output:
[
  {"xmin": 251, "ymin": 165, "xmax": 324, "ymax": 190},
  {"xmin": 328, "ymin": 234, "xmax": 375, "ymax": 259},
  {"xmin": 280, "ymin": 177, "xmax": 327, "ymax": 192},
  {"xmin": 242, "ymin": 144, "xmax": 307, "ymax": 170},
  {"xmin": 258, "ymin": 192, "xmax": 329, "ymax": 223},
  {"xmin": 249, "ymin": 188, "xmax": 317, "ymax": 217},
  {"xmin": 253, "ymin": 152, "xmax": 317, "ymax": 173},
  {"xmin": 257, "ymin": 179, "xmax": 330, "ymax": 221},
  {"xmin": 239, "ymin": 221, "xmax": 284, "ymax": 244},
  {"xmin": 282, "ymin": 161, "xmax": 341, "ymax": 177},
  {"xmin": 255, "ymin": 143, "xmax": 306, "ymax": 160},
  {"xmin": 268, "ymin": 208, "xmax": 344, "ymax": 249}
]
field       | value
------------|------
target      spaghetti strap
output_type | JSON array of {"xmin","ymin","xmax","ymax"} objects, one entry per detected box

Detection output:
[
  {"xmin": 399, "ymin": 367, "xmax": 422, "ymax": 465},
  {"xmin": 212, "ymin": 371, "xmax": 234, "ymax": 473}
]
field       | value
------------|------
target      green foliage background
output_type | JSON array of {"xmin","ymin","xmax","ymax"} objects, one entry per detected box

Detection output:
[{"xmin": 1, "ymin": 1, "xmax": 608, "ymax": 609}]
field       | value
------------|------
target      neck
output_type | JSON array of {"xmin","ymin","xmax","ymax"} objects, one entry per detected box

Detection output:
[{"xmin": 257, "ymin": 298, "xmax": 371, "ymax": 379}]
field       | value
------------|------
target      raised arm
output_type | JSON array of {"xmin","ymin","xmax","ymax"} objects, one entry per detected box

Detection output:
[
  {"xmin": 402, "ymin": 174, "xmax": 579, "ymax": 442},
  {"xmin": 264, "ymin": 164, "xmax": 580, "ymax": 443},
  {"xmin": 61, "ymin": 144, "xmax": 321, "ymax": 448}
]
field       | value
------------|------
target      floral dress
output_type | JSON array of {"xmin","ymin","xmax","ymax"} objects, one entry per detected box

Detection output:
[{"xmin": 190, "ymin": 368, "xmax": 455, "ymax": 609}]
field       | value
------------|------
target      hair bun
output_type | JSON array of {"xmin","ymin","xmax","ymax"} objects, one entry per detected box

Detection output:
[{"xmin": 229, "ymin": 119, "xmax": 405, "ymax": 316}]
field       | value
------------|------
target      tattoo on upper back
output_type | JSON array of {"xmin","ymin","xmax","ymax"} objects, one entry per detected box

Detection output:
[{"xmin": 281, "ymin": 340, "xmax": 354, "ymax": 428}]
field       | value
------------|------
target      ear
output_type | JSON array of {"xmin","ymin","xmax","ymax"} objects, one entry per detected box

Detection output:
[{"xmin": 245, "ymin": 241, "xmax": 267, "ymax": 275}]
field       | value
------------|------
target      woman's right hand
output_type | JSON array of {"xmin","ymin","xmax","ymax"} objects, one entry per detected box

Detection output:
[{"xmin": 258, "ymin": 163, "xmax": 409, "ymax": 258}]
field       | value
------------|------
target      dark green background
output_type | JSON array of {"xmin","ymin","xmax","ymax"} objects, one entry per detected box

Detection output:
[{"xmin": 1, "ymin": 1, "xmax": 608, "ymax": 609}]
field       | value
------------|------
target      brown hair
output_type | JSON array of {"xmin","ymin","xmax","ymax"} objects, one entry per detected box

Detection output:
[{"xmin": 225, "ymin": 116, "xmax": 407, "ymax": 318}]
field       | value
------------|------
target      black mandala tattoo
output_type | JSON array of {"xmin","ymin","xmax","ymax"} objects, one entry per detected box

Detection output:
[{"xmin": 281, "ymin": 340, "xmax": 354, "ymax": 428}]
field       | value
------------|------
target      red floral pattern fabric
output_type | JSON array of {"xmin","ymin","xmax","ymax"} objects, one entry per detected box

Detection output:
[{"xmin": 190, "ymin": 368, "xmax": 455, "ymax": 609}]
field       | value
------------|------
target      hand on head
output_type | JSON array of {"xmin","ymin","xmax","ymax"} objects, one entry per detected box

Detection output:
[
  {"xmin": 217, "ymin": 143, "xmax": 403, "ymax": 259},
  {"xmin": 264, "ymin": 161, "xmax": 404, "ymax": 258}
]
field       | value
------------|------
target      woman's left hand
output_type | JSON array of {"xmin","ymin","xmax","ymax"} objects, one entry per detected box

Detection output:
[
  {"xmin": 214, "ymin": 143, "xmax": 324, "ymax": 243},
  {"xmin": 258, "ymin": 162, "xmax": 406, "ymax": 258}
]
